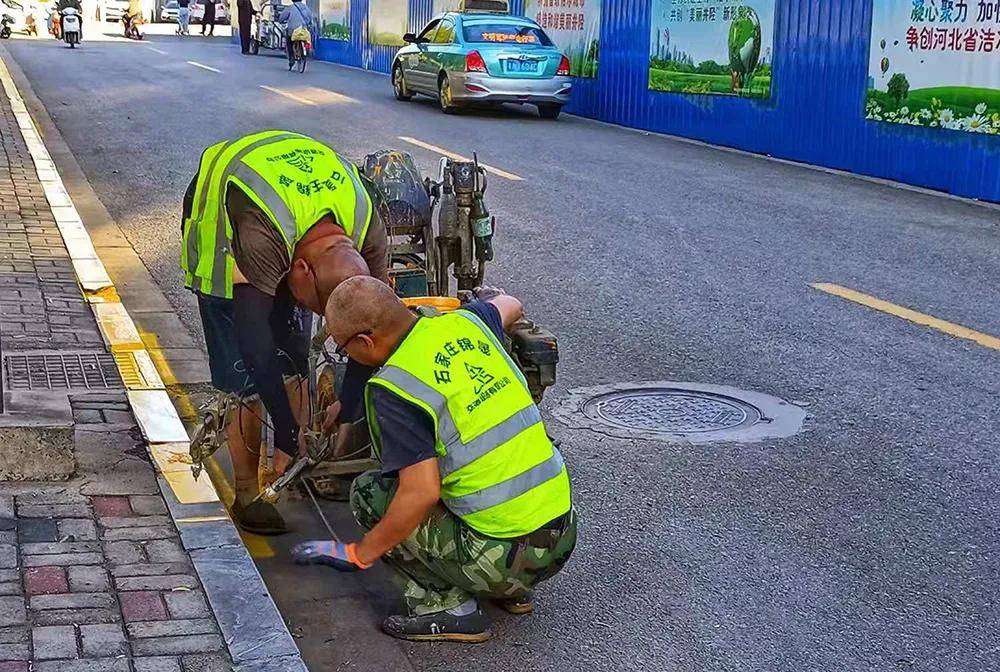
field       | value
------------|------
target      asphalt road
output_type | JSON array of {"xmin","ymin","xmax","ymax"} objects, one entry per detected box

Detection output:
[{"xmin": 6, "ymin": 24, "xmax": 1000, "ymax": 672}]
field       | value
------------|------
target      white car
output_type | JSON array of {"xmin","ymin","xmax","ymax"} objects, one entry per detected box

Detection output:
[
  {"xmin": 159, "ymin": 0, "xmax": 176, "ymax": 20},
  {"xmin": 190, "ymin": 0, "xmax": 226, "ymax": 23}
]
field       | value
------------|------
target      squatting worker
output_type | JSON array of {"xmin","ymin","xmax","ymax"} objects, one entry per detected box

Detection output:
[
  {"xmin": 292, "ymin": 277, "xmax": 576, "ymax": 643},
  {"xmin": 180, "ymin": 131, "xmax": 388, "ymax": 535}
]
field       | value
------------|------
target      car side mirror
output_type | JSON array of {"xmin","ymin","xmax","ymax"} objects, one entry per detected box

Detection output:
[{"xmin": 402, "ymin": 32, "xmax": 416, "ymax": 43}]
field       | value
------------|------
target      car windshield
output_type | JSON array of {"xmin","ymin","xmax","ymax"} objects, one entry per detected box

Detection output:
[{"xmin": 462, "ymin": 22, "xmax": 552, "ymax": 46}]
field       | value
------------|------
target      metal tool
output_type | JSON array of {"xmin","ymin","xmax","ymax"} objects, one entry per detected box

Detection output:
[{"xmin": 188, "ymin": 393, "xmax": 238, "ymax": 480}]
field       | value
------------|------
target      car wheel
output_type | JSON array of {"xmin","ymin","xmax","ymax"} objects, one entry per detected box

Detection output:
[
  {"xmin": 538, "ymin": 104, "xmax": 562, "ymax": 120},
  {"xmin": 393, "ymin": 65, "xmax": 413, "ymax": 101},
  {"xmin": 438, "ymin": 74, "xmax": 458, "ymax": 115}
]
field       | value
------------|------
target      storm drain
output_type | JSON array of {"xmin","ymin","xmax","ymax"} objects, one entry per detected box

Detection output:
[
  {"xmin": 4, "ymin": 352, "xmax": 124, "ymax": 391},
  {"xmin": 554, "ymin": 382, "xmax": 806, "ymax": 444}
]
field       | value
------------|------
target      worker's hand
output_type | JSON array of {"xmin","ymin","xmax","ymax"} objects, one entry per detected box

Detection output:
[
  {"xmin": 473, "ymin": 285, "xmax": 506, "ymax": 302},
  {"xmin": 291, "ymin": 540, "xmax": 372, "ymax": 571},
  {"xmin": 322, "ymin": 400, "xmax": 342, "ymax": 434},
  {"xmin": 273, "ymin": 430, "xmax": 308, "ymax": 476}
]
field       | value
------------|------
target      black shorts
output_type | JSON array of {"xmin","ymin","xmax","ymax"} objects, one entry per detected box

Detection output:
[{"xmin": 197, "ymin": 289, "xmax": 311, "ymax": 398}]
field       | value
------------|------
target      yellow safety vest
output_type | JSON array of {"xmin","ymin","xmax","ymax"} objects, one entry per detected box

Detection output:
[
  {"xmin": 365, "ymin": 310, "xmax": 571, "ymax": 538},
  {"xmin": 181, "ymin": 130, "xmax": 373, "ymax": 298}
]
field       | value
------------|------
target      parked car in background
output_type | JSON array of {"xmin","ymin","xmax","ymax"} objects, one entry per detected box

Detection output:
[
  {"xmin": 190, "ymin": 0, "xmax": 226, "ymax": 24},
  {"xmin": 392, "ymin": 7, "xmax": 571, "ymax": 119},
  {"xmin": 160, "ymin": 0, "xmax": 177, "ymax": 21}
]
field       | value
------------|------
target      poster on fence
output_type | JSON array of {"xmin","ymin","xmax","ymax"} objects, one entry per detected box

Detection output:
[
  {"xmin": 525, "ymin": 0, "xmax": 600, "ymax": 77},
  {"xmin": 648, "ymin": 0, "xmax": 774, "ymax": 98},
  {"xmin": 320, "ymin": 0, "xmax": 350, "ymax": 40},
  {"xmin": 368, "ymin": 0, "xmax": 408, "ymax": 46},
  {"xmin": 866, "ymin": 3, "xmax": 1000, "ymax": 135}
]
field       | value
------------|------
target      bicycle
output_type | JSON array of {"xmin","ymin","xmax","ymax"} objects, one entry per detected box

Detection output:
[{"xmin": 288, "ymin": 39, "xmax": 307, "ymax": 72}]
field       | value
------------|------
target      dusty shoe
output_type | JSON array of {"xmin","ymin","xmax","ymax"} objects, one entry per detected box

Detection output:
[
  {"xmin": 382, "ymin": 609, "xmax": 491, "ymax": 643},
  {"xmin": 231, "ymin": 500, "xmax": 288, "ymax": 536},
  {"xmin": 496, "ymin": 592, "xmax": 533, "ymax": 615}
]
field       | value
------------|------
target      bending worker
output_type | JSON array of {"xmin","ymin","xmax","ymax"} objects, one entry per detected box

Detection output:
[
  {"xmin": 181, "ymin": 130, "xmax": 387, "ymax": 534},
  {"xmin": 293, "ymin": 277, "xmax": 577, "ymax": 643}
]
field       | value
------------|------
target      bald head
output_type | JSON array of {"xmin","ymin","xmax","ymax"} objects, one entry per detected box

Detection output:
[
  {"xmin": 288, "ymin": 239, "xmax": 370, "ymax": 315},
  {"xmin": 325, "ymin": 277, "xmax": 414, "ymax": 366}
]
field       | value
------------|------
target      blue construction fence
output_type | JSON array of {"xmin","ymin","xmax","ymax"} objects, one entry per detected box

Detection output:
[{"xmin": 238, "ymin": 0, "xmax": 1000, "ymax": 203}]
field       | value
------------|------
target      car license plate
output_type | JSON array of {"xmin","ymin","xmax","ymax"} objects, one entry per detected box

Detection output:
[{"xmin": 506, "ymin": 59, "xmax": 539, "ymax": 73}]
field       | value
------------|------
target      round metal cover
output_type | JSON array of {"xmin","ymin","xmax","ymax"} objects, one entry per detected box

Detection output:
[{"xmin": 554, "ymin": 382, "xmax": 806, "ymax": 444}]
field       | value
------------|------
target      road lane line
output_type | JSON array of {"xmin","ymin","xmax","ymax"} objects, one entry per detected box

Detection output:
[
  {"xmin": 259, "ymin": 84, "xmax": 316, "ymax": 106},
  {"xmin": 146, "ymin": 47, "xmax": 168, "ymax": 55},
  {"xmin": 812, "ymin": 282, "xmax": 1000, "ymax": 352},
  {"xmin": 187, "ymin": 60, "xmax": 221, "ymax": 73},
  {"xmin": 397, "ymin": 136, "xmax": 523, "ymax": 181}
]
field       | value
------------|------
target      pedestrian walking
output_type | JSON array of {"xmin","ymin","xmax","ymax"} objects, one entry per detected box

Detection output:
[
  {"xmin": 176, "ymin": 0, "xmax": 191, "ymax": 35},
  {"xmin": 199, "ymin": 0, "xmax": 215, "ymax": 35},
  {"xmin": 237, "ymin": 0, "xmax": 255, "ymax": 53}
]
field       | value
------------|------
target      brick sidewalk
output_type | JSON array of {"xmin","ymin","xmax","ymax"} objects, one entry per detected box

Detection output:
[{"xmin": 0, "ymin": 62, "xmax": 235, "ymax": 672}]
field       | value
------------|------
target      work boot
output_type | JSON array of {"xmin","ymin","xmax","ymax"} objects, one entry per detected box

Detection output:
[
  {"xmin": 496, "ymin": 591, "xmax": 534, "ymax": 615},
  {"xmin": 231, "ymin": 499, "xmax": 287, "ymax": 536},
  {"xmin": 382, "ymin": 607, "xmax": 491, "ymax": 643}
]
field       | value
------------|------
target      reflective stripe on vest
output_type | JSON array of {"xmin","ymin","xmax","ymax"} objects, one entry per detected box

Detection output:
[
  {"xmin": 366, "ymin": 311, "xmax": 569, "ymax": 532},
  {"xmin": 375, "ymin": 364, "xmax": 545, "ymax": 479},
  {"xmin": 182, "ymin": 132, "xmax": 372, "ymax": 299}
]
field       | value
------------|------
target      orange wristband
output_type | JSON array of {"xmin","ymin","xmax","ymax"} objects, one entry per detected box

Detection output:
[{"xmin": 345, "ymin": 543, "xmax": 374, "ymax": 569}]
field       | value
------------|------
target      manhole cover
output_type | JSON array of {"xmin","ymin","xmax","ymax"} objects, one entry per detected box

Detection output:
[
  {"xmin": 555, "ymin": 382, "xmax": 806, "ymax": 444},
  {"xmin": 4, "ymin": 351, "xmax": 123, "ymax": 391}
]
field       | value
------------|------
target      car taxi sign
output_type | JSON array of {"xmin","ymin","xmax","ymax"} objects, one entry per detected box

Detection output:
[{"xmin": 459, "ymin": 0, "xmax": 509, "ymax": 14}]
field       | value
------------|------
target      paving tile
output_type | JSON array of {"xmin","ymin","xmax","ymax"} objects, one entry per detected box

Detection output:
[
  {"xmin": 163, "ymin": 590, "xmax": 210, "ymax": 620},
  {"xmin": 56, "ymin": 519, "xmax": 97, "ymax": 541},
  {"xmin": 134, "ymin": 658, "xmax": 182, "ymax": 672},
  {"xmin": 110, "ymin": 563, "xmax": 191, "ymax": 578},
  {"xmin": 16, "ymin": 519, "xmax": 58, "ymax": 543},
  {"xmin": 127, "ymin": 619, "xmax": 218, "ymax": 639},
  {"xmin": 0, "ymin": 545, "xmax": 15, "ymax": 569},
  {"xmin": 0, "ymin": 596, "xmax": 26, "ymax": 627},
  {"xmin": 30, "ymin": 592, "xmax": 114, "ymax": 611},
  {"xmin": 131, "ymin": 634, "xmax": 224, "ymax": 657},
  {"xmin": 119, "ymin": 591, "xmax": 168, "ymax": 622},
  {"xmin": 16, "ymin": 504, "xmax": 91, "ymax": 518},
  {"xmin": 33, "ymin": 608, "xmax": 119, "ymax": 626},
  {"xmin": 34, "ymin": 660, "xmax": 130, "ymax": 672},
  {"xmin": 67, "ymin": 566, "xmax": 110, "ymax": 593},
  {"xmin": 24, "ymin": 552, "xmax": 102, "ymax": 568},
  {"xmin": 99, "ymin": 516, "xmax": 171, "ymax": 529},
  {"xmin": 23, "ymin": 567, "xmax": 68, "ymax": 595},
  {"xmin": 90, "ymin": 497, "xmax": 132, "ymax": 518},
  {"xmin": 32, "ymin": 624, "xmax": 78, "ymax": 660},
  {"xmin": 115, "ymin": 575, "xmax": 198, "ymax": 592},
  {"xmin": 79, "ymin": 623, "xmax": 127, "ymax": 658},
  {"xmin": 129, "ymin": 496, "xmax": 168, "ymax": 516}
]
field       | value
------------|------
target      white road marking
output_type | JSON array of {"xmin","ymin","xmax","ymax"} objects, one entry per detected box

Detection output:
[
  {"xmin": 187, "ymin": 60, "xmax": 221, "ymax": 73},
  {"xmin": 306, "ymin": 87, "xmax": 359, "ymax": 104},
  {"xmin": 259, "ymin": 85, "xmax": 316, "ymax": 106},
  {"xmin": 146, "ymin": 47, "xmax": 168, "ymax": 55},
  {"xmin": 397, "ymin": 136, "xmax": 523, "ymax": 181}
]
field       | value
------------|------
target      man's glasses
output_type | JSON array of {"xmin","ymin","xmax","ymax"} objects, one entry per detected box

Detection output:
[{"xmin": 334, "ymin": 330, "xmax": 371, "ymax": 357}]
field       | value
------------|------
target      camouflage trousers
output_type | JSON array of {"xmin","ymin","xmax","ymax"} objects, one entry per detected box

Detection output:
[{"xmin": 350, "ymin": 471, "xmax": 577, "ymax": 616}]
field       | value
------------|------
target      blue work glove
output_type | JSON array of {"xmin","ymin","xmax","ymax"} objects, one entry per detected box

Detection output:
[{"xmin": 291, "ymin": 540, "xmax": 372, "ymax": 572}]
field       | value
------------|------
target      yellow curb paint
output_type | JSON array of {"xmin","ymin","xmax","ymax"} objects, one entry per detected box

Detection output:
[
  {"xmin": 127, "ymin": 390, "xmax": 190, "ymax": 443},
  {"xmin": 162, "ymin": 468, "xmax": 222, "ymax": 505},
  {"xmin": 397, "ymin": 136, "xmax": 524, "ymax": 181},
  {"xmin": 92, "ymin": 302, "xmax": 145, "ymax": 352},
  {"xmin": 85, "ymin": 286, "xmax": 122, "ymax": 304},
  {"xmin": 812, "ymin": 282, "xmax": 1000, "ymax": 352},
  {"xmin": 149, "ymin": 442, "xmax": 197, "ymax": 474},
  {"xmin": 200, "ymin": 456, "xmax": 275, "ymax": 559}
]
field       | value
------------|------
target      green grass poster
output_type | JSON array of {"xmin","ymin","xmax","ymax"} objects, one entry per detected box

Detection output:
[
  {"xmin": 368, "ymin": 0, "xmax": 407, "ymax": 46},
  {"xmin": 867, "ymin": 2, "xmax": 1000, "ymax": 135},
  {"xmin": 648, "ymin": 0, "xmax": 774, "ymax": 98},
  {"xmin": 320, "ymin": 0, "xmax": 349, "ymax": 40},
  {"xmin": 525, "ymin": 0, "xmax": 600, "ymax": 78}
]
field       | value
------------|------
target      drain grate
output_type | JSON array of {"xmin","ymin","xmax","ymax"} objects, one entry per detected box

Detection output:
[
  {"xmin": 4, "ymin": 352, "xmax": 124, "ymax": 390},
  {"xmin": 555, "ymin": 382, "xmax": 806, "ymax": 444}
]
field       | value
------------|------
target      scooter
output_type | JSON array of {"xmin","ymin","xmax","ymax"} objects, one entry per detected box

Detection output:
[
  {"xmin": 121, "ymin": 11, "xmax": 142, "ymax": 39},
  {"xmin": 60, "ymin": 7, "xmax": 80, "ymax": 47},
  {"xmin": 0, "ymin": 14, "xmax": 14, "ymax": 39}
]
